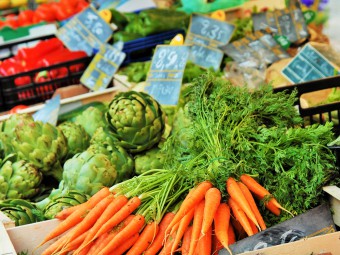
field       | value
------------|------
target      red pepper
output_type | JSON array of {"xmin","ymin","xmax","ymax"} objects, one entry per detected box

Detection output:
[
  {"xmin": 17, "ymin": 10, "xmax": 34, "ymax": 27},
  {"xmin": 40, "ymin": 50, "xmax": 87, "ymax": 67},
  {"xmin": 75, "ymin": 0, "xmax": 90, "ymax": 13},
  {"xmin": 33, "ymin": 4, "xmax": 56, "ymax": 23},
  {"xmin": 0, "ymin": 58, "xmax": 23, "ymax": 76},
  {"xmin": 17, "ymin": 38, "xmax": 64, "ymax": 60},
  {"xmin": 49, "ymin": 67, "xmax": 68, "ymax": 79},
  {"xmin": 9, "ymin": 105, "xmax": 28, "ymax": 114},
  {"xmin": 14, "ymin": 76, "xmax": 32, "ymax": 86}
]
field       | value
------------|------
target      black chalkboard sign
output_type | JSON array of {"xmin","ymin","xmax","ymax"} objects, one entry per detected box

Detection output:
[
  {"xmin": 57, "ymin": 6, "xmax": 114, "ymax": 56},
  {"xmin": 145, "ymin": 45, "xmax": 190, "ymax": 105},
  {"xmin": 219, "ymin": 203, "xmax": 336, "ymax": 255},
  {"xmin": 185, "ymin": 14, "xmax": 235, "ymax": 71},
  {"xmin": 282, "ymin": 43, "xmax": 339, "ymax": 83},
  {"xmin": 80, "ymin": 43, "xmax": 126, "ymax": 91}
]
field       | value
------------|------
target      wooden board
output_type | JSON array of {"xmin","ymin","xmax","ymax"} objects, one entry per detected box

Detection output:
[
  {"xmin": 0, "ymin": 211, "xmax": 15, "ymax": 229},
  {"xmin": 0, "ymin": 222, "xmax": 16, "ymax": 255}
]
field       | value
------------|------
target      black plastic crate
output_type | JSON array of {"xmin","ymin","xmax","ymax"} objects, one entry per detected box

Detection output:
[{"xmin": 0, "ymin": 56, "xmax": 92, "ymax": 111}]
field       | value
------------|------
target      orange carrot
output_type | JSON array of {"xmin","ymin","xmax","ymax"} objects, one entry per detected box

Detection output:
[
  {"xmin": 171, "ymin": 207, "xmax": 195, "ymax": 253},
  {"xmin": 115, "ymin": 233, "xmax": 139, "ymax": 255},
  {"xmin": 253, "ymin": 193, "xmax": 281, "ymax": 216},
  {"xmin": 214, "ymin": 203, "xmax": 232, "ymax": 255},
  {"xmin": 39, "ymin": 188, "xmax": 111, "ymax": 247},
  {"xmin": 238, "ymin": 182, "xmax": 266, "ymax": 230},
  {"xmin": 230, "ymin": 217, "xmax": 247, "ymax": 241},
  {"xmin": 55, "ymin": 187, "xmax": 111, "ymax": 220},
  {"xmin": 98, "ymin": 214, "xmax": 145, "ymax": 255},
  {"xmin": 75, "ymin": 195, "xmax": 129, "ymax": 253},
  {"xmin": 188, "ymin": 199, "xmax": 205, "ymax": 255},
  {"xmin": 212, "ymin": 226, "xmax": 223, "ymax": 254},
  {"xmin": 144, "ymin": 212, "xmax": 175, "ymax": 255},
  {"xmin": 240, "ymin": 174, "xmax": 293, "ymax": 216},
  {"xmin": 166, "ymin": 181, "xmax": 213, "ymax": 233},
  {"xmin": 60, "ymin": 229, "xmax": 89, "ymax": 254},
  {"xmin": 159, "ymin": 230, "xmax": 177, "ymax": 255},
  {"xmin": 227, "ymin": 224, "xmax": 236, "ymax": 245},
  {"xmin": 198, "ymin": 226, "xmax": 212, "ymax": 255},
  {"xmin": 64, "ymin": 194, "xmax": 114, "ymax": 246},
  {"xmin": 126, "ymin": 221, "xmax": 159, "ymax": 255},
  {"xmin": 87, "ymin": 215, "xmax": 135, "ymax": 255},
  {"xmin": 228, "ymin": 198, "xmax": 254, "ymax": 237},
  {"xmin": 182, "ymin": 226, "xmax": 193, "ymax": 255},
  {"xmin": 201, "ymin": 188, "xmax": 221, "ymax": 236},
  {"xmin": 169, "ymin": 221, "xmax": 180, "ymax": 236},
  {"xmin": 248, "ymin": 215, "xmax": 258, "ymax": 234},
  {"xmin": 94, "ymin": 196, "xmax": 141, "ymax": 241},
  {"xmin": 41, "ymin": 233, "xmax": 69, "ymax": 255},
  {"xmin": 227, "ymin": 177, "xmax": 260, "ymax": 229}
]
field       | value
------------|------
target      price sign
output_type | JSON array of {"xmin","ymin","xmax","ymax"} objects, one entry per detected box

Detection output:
[
  {"xmin": 282, "ymin": 43, "xmax": 339, "ymax": 84},
  {"xmin": 57, "ymin": 6, "xmax": 114, "ymax": 56},
  {"xmin": 185, "ymin": 14, "xmax": 235, "ymax": 71},
  {"xmin": 81, "ymin": 43, "xmax": 126, "ymax": 91},
  {"xmin": 145, "ymin": 45, "xmax": 190, "ymax": 105}
]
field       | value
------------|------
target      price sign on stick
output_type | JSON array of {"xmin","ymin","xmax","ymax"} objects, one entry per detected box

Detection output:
[
  {"xmin": 145, "ymin": 45, "xmax": 190, "ymax": 106},
  {"xmin": 185, "ymin": 14, "xmax": 235, "ymax": 71},
  {"xmin": 57, "ymin": 6, "xmax": 114, "ymax": 56},
  {"xmin": 81, "ymin": 43, "xmax": 126, "ymax": 91}
]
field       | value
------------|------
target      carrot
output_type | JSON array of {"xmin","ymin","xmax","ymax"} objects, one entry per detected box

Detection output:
[
  {"xmin": 64, "ymin": 194, "xmax": 114, "ymax": 246},
  {"xmin": 94, "ymin": 196, "xmax": 141, "ymax": 241},
  {"xmin": 240, "ymin": 174, "xmax": 293, "ymax": 216},
  {"xmin": 228, "ymin": 198, "xmax": 253, "ymax": 236},
  {"xmin": 214, "ymin": 203, "xmax": 232, "ymax": 255},
  {"xmin": 159, "ymin": 230, "xmax": 177, "ymax": 255},
  {"xmin": 171, "ymin": 207, "xmax": 195, "ymax": 254},
  {"xmin": 227, "ymin": 224, "xmax": 236, "ymax": 245},
  {"xmin": 248, "ymin": 215, "xmax": 258, "ymax": 234},
  {"xmin": 126, "ymin": 221, "xmax": 159, "ymax": 255},
  {"xmin": 55, "ymin": 187, "xmax": 111, "ymax": 220},
  {"xmin": 230, "ymin": 217, "xmax": 247, "ymax": 241},
  {"xmin": 41, "ymin": 233, "xmax": 68, "ymax": 255},
  {"xmin": 169, "ymin": 221, "xmax": 180, "ymax": 236},
  {"xmin": 212, "ymin": 226, "xmax": 223, "ymax": 255},
  {"xmin": 97, "ymin": 214, "xmax": 145, "ymax": 255},
  {"xmin": 238, "ymin": 182, "xmax": 266, "ymax": 230},
  {"xmin": 144, "ymin": 212, "xmax": 175, "ymax": 255},
  {"xmin": 60, "ymin": 229, "xmax": 89, "ymax": 254},
  {"xmin": 38, "ymin": 188, "xmax": 111, "ymax": 247},
  {"xmin": 253, "ymin": 193, "xmax": 281, "ymax": 216},
  {"xmin": 201, "ymin": 188, "xmax": 221, "ymax": 236},
  {"xmin": 87, "ymin": 215, "xmax": 135, "ymax": 255},
  {"xmin": 166, "ymin": 181, "xmax": 213, "ymax": 233},
  {"xmin": 182, "ymin": 226, "xmax": 193, "ymax": 255},
  {"xmin": 198, "ymin": 226, "xmax": 212, "ymax": 255},
  {"xmin": 75, "ymin": 195, "xmax": 129, "ymax": 253},
  {"xmin": 188, "ymin": 199, "xmax": 205, "ymax": 255},
  {"xmin": 227, "ymin": 177, "xmax": 260, "ymax": 230},
  {"xmin": 115, "ymin": 233, "xmax": 139, "ymax": 255}
]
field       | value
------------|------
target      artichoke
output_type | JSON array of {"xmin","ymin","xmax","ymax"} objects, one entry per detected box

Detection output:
[
  {"xmin": 105, "ymin": 91, "xmax": 166, "ymax": 153},
  {"xmin": 0, "ymin": 199, "xmax": 44, "ymax": 226},
  {"xmin": 134, "ymin": 147, "xmax": 166, "ymax": 175},
  {"xmin": 36, "ymin": 188, "xmax": 89, "ymax": 219},
  {"xmin": 11, "ymin": 120, "xmax": 68, "ymax": 181},
  {"xmin": 73, "ymin": 106, "xmax": 107, "ymax": 137},
  {"xmin": 0, "ymin": 158, "xmax": 42, "ymax": 200},
  {"xmin": 58, "ymin": 122, "xmax": 90, "ymax": 159},
  {"xmin": 62, "ymin": 150, "xmax": 117, "ymax": 196},
  {"xmin": 0, "ymin": 113, "xmax": 34, "ymax": 134}
]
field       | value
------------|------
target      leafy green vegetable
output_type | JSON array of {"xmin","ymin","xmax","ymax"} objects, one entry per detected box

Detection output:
[{"xmin": 230, "ymin": 17, "xmax": 253, "ymax": 42}]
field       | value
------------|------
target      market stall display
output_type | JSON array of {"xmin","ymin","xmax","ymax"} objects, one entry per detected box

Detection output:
[{"xmin": 1, "ymin": 0, "xmax": 340, "ymax": 254}]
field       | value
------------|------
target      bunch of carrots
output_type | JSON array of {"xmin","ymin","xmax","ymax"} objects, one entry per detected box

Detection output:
[{"xmin": 38, "ymin": 174, "xmax": 291, "ymax": 255}]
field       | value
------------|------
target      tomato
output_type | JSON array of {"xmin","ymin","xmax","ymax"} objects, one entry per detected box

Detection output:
[{"xmin": 9, "ymin": 105, "xmax": 29, "ymax": 114}]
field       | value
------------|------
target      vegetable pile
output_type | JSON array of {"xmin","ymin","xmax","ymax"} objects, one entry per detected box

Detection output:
[{"xmin": 33, "ymin": 73, "xmax": 340, "ymax": 254}]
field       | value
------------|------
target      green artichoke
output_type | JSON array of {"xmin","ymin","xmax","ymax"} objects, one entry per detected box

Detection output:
[
  {"xmin": 0, "ymin": 199, "xmax": 44, "ymax": 226},
  {"xmin": 0, "ymin": 113, "xmax": 34, "ymax": 134},
  {"xmin": 105, "ymin": 91, "xmax": 166, "ymax": 153},
  {"xmin": 11, "ymin": 120, "xmax": 68, "ymax": 181},
  {"xmin": 58, "ymin": 122, "xmax": 90, "ymax": 159},
  {"xmin": 73, "ymin": 106, "xmax": 107, "ymax": 137},
  {"xmin": 36, "ymin": 188, "xmax": 89, "ymax": 219},
  {"xmin": 0, "ymin": 158, "xmax": 42, "ymax": 200},
  {"xmin": 62, "ymin": 150, "xmax": 117, "ymax": 196},
  {"xmin": 134, "ymin": 147, "xmax": 166, "ymax": 175}
]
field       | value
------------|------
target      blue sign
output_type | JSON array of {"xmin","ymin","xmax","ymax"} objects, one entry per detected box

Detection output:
[
  {"xmin": 185, "ymin": 14, "xmax": 235, "ymax": 71},
  {"xmin": 57, "ymin": 6, "xmax": 114, "ymax": 56},
  {"xmin": 282, "ymin": 44, "xmax": 339, "ymax": 84},
  {"xmin": 145, "ymin": 45, "xmax": 190, "ymax": 106},
  {"xmin": 81, "ymin": 43, "xmax": 126, "ymax": 91}
]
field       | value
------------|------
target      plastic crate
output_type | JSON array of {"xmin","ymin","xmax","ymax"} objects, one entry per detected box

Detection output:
[
  {"xmin": 121, "ymin": 29, "xmax": 186, "ymax": 65},
  {"xmin": 0, "ymin": 56, "xmax": 92, "ymax": 111}
]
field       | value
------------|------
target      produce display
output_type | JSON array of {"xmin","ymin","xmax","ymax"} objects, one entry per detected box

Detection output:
[{"xmin": 0, "ymin": 0, "xmax": 339, "ymax": 254}]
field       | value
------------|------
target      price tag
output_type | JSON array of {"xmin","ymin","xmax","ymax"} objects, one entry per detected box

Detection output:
[
  {"xmin": 57, "ymin": 6, "xmax": 114, "ymax": 56},
  {"xmin": 0, "ymin": 222, "xmax": 16, "ymax": 255},
  {"xmin": 145, "ymin": 45, "xmax": 190, "ymax": 106},
  {"xmin": 81, "ymin": 43, "xmax": 126, "ymax": 91},
  {"xmin": 185, "ymin": 14, "xmax": 235, "ymax": 71},
  {"xmin": 282, "ymin": 43, "xmax": 339, "ymax": 84}
]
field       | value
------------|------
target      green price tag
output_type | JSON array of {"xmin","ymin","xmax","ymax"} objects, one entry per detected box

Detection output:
[
  {"xmin": 274, "ymin": 35, "xmax": 291, "ymax": 50},
  {"xmin": 303, "ymin": 10, "xmax": 316, "ymax": 24}
]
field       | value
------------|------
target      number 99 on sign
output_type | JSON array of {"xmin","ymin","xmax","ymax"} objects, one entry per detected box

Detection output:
[{"xmin": 155, "ymin": 49, "xmax": 179, "ymax": 70}]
